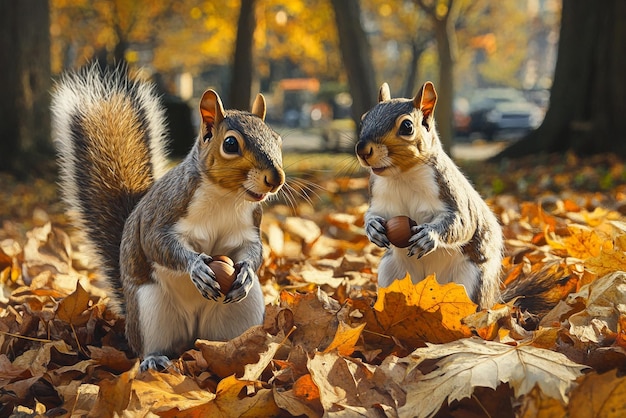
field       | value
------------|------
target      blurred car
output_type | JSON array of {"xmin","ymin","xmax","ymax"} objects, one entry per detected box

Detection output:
[
  {"xmin": 453, "ymin": 97, "xmax": 471, "ymax": 136},
  {"xmin": 466, "ymin": 88, "xmax": 544, "ymax": 141}
]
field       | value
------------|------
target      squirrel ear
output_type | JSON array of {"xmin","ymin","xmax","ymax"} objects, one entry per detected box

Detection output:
[
  {"xmin": 378, "ymin": 83, "xmax": 391, "ymax": 102},
  {"xmin": 413, "ymin": 81, "xmax": 437, "ymax": 119},
  {"xmin": 200, "ymin": 89, "xmax": 225, "ymax": 140},
  {"xmin": 251, "ymin": 93, "xmax": 266, "ymax": 121}
]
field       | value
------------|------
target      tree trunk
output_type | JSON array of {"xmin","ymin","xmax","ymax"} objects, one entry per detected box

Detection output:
[
  {"xmin": 229, "ymin": 0, "xmax": 257, "ymax": 110},
  {"xmin": 330, "ymin": 0, "xmax": 378, "ymax": 124},
  {"xmin": 433, "ymin": 16, "xmax": 456, "ymax": 154},
  {"xmin": 0, "ymin": 0, "xmax": 53, "ymax": 177},
  {"xmin": 494, "ymin": 0, "xmax": 626, "ymax": 159},
  {"xmin": 403, "ymin": 42, "xmax": 428, "ymax": 98}
]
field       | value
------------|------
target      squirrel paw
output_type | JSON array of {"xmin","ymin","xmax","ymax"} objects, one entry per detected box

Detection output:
[
  {"xmin": 189, "ymin": 254, "xmax": 222, "ymax": 301},
  {"xmin": 408, "ymin": 225, "xmax": 438, "ymax": 258},
  {"xmin": 365, "ymin": 216, "xmax": 390, "ymax": 248},
  {"xmin": 140, "ymin": 354, "xmax": 176, "ymax": 372},
  {"xmin": 224, "ymin": 260, "xmax": 255, "ymax": 304}
]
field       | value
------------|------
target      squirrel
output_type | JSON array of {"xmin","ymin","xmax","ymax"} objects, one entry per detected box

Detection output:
[
  {"xmin": 52, "ymin": 66, "xmax": 285, "ymax": 371},
  {"xmin": 355, "ymin": 82, "xmax": 503, "ymax": 309}
]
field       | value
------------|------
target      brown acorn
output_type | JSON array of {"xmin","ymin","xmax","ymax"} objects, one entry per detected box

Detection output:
[
  {"xmin": 385, "ymin": 216, "xmax": 417, "ymax": 248},
  {"xmin": 208, "ymin": 255, "xmax": 236, "ymax": 294}
]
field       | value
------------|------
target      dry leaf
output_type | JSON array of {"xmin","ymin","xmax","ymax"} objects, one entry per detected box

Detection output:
[
  {"xmin": 323, "ymin": 321, "xmax": 365, "ymax": 356},
  {"xmin": 91, "ymin": 362, "xmax": 137, "ymax": 417},
  {"xmin": 308, "ymin": 351, "xmax": 395, "ymax": 413},
  {"xmin": 398, "ymin": 337, "xmax": 587, "ymax": 418},
  {"xmin": 196, "ymin": 325, "xmax": 272, "ymax": 378},
  {"xmin": 357, "ymin": 275, "xmax": 476, "ymax": 350},
  {"xmin": 568, "ymin": 370, "xmax": 626, "ymax": 418},
  {"xmin": 567, "ymin": 271, "xmax": 626, "ymax": 344},
  {"xmin": 128, "ymin": 370, "xmax": 212, "ymax": 414},
  {"xmin": 563, "ymin": 225, "xmax": 611, "ymax": 259},
  {"xmin": 56, "ymin": 281, "xmax": 91, "ymax": 326},
  {"xmin": 175, "ymin": 375, "xmax": 281, "ymax": 417},
  {"xmin": 273, "ymin": 374, "xmax": 322, "ymax": 418},
  {"xmin": 518, "ymin": 386, "xmax": 567, "ymax": 418}
]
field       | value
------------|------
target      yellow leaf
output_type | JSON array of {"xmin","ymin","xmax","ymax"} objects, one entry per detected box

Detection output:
[
  {"xmin": 563, "ymin": 225, "xmax": 612, "ymax": 259},
  {"xmin": 175, "ymin": 376, "xmax": 281, "ymax": 417},
  {"xmin": 323, "ymin": 321, "xmax": 365, "ymax": 356},
  {"xmin": 367, "ymin": 275, "xmax": 476, "ymax": 346},
  {"xmin": 544, "ymin": 225, "xmax": 567, "ymax": 251},
  {"xmin": 585, "ymin": 248, "xmax": 626, "ymax": 277},
  {"xmin": 130, "ymin": 370, "xmax": 212, "ymax": 414}
]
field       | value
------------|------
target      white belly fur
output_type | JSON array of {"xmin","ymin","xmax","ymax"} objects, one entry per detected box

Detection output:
[
  {"xmin": 135, "ymin": 182, "xmax": 265, "ymax": 357},
  {"xmin": 369, "ymin": 164, "xmax": 480, "ymax": 296},
  {"xmin": 137, "ymin": 266, "xmax": 264, "ymax": 356}
]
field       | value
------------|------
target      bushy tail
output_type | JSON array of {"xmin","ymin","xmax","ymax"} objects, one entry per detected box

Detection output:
[
  {"xmin": 501, "ymin": 260, "xmax": 574, "ymax": 327},
  {"xmin": 52, "ymin": 65, "xmax": 169, "ymax": 314}
]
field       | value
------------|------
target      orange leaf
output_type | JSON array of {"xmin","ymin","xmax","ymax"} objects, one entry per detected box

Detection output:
[
  {"xmin": 176, "ymin": 376, "xmax": 281, "ymax": 417},
  {"xmin": 364, "ymin": 275, "xmax": 476, "ymax": 348},
  {"xmin": 293, "ymin": 373, "xmax": 320, "ymax": 402},
  {"xmin": 323, "ymin": 321, "xmax": 365, "ymax": 356},
  {"xmin": 273, "ymin": 374, "xmax": 323, "ymax": 417},
  {"xmin": 56, "ymin": 281, "xmax": 91, "ymax": 326}
]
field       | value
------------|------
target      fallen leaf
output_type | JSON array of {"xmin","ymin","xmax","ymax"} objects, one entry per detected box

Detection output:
[
  {"xmin": 567, "ymin": 271, "xmax": 626, "ymax": 344},
  {"xmin": 563, "ymin": 225, "xmax": 611, "ymax": 259},
  {"xmin": 398, "ymin": 337, "xmax": 588, "ymax": 418},
  {"xmin": 174, "ymin": 375, "xmax": 281, "ymax": 417},
  {"xmin": 128, "ymin": 370, "xmax": 212, "ymax": 414},
  {"xmin": 196, "ymin": 325, "xmax": 272, "ymax": 379},
  {"xmin": 308, "ymin": 351, "xmax": 394, "ymax": 413},
  {"xmin": 568, "ymin": 370, "xmax": 626, "ymax": 418},
  {"xmin": 323, "ymin": 321, "xmax": 365, "ymax": 356},
  {"xmin": 518, "ymin": 386, "xmax": 567, "ymax": 418},
  {"xmin": 356, "ymin": 275, "xmax": 476, "ymax": 351},
  {"xmin": 56, "ymin": 281, "xmax": 91, "ymax": 326}
]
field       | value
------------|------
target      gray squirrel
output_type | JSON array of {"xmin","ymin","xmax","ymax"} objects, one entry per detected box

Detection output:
[
  {"xmin": 52, "ymin": 66, "xmax": 284, "ymax": 371},
  {"xmin": 356, "ymin": 82, "xmax": 503, "ymax": 308}
]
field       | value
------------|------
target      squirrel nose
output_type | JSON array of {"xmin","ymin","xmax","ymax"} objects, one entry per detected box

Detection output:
[
  {"xmin": 264, "ymin": 169, "xmax": 285, "ymax": 192},
  {"xmin": 356, "ymin": 141, "xmax": 373, "ymax": 161}
]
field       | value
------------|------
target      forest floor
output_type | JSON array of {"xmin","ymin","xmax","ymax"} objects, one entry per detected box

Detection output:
[{"xmin": 2, "ymin": 151, "xmax": 626, "ymax": 417}]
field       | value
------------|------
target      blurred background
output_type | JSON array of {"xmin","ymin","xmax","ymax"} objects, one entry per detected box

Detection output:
[
  {"xmin": 55, "ymin": 0, "xmax": 559, "ymax": 154},
  {"xmin": 1, "ymin": 0, "xmax": 624, "ymax": 176}
]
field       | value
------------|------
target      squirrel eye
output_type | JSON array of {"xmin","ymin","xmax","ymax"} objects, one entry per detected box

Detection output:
[
  {"xmin": 398, "ymin": 119, "xmax": 414, "ymax": 136},
  {"xmin": 223, "ymin": 136, "xmax": 240, "ymax": 155}
]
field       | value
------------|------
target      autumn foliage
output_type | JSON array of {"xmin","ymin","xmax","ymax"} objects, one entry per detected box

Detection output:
[{"xmin": 2, "ymin": 153, "xmax": 626, "ymax": 417}]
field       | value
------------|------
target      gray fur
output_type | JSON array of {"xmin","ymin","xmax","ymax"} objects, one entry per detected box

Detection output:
[
  {"xmin": 53, "ymin": 65, "xmax": 283, "ymax": 370},
  {"xmin": 357, "ymin": 84, "xmax": 503, "ymax": 308}
]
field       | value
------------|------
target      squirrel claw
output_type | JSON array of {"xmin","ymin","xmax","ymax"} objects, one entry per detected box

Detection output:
[
  {"xmin": 190, "ymin": 254, "xmax": 221, "ymax": 300},
  {"xmin": 224, "ymin": 261, "xmax": 255, "ymax": 303},
  {"xmin": 366, "ymin": 216, "xmax": 390, "ymax": 248},
  {"xmin": 407, "ymin": 226, "xmax": 437, "ymax": 258}
]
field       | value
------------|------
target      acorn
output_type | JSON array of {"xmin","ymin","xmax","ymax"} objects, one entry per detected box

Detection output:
[
  {"xmin": 208, "ymin": 255, "xmax": 236, "ymax": 294},
  {"xmin": 385, "ymin": 216, "xmax": 417, "ymax": 248}
]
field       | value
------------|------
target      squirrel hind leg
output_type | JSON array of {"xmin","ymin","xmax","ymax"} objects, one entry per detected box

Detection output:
[{"xmin": 140, "ymin": 354, "xmax": 175, "ymax": 372}]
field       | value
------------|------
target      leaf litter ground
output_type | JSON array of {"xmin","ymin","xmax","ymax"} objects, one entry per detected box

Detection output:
[{"xmin": 2, "ymin": 152, "xmax": 626, "ymax": 417}]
